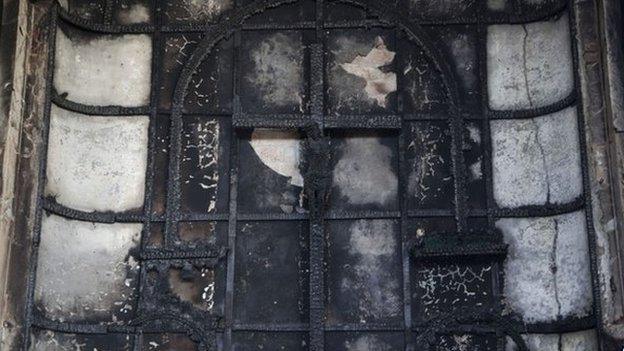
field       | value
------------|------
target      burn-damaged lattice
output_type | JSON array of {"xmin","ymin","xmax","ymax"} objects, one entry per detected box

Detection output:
[{"xmin": 25, "ymin": 0, "xmax": 602, "ymax": 350}]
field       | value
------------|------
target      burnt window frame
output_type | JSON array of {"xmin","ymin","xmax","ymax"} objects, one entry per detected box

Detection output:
[{"xmin": 0, "ymin": 0, "xmax": 622, "ymax": 350}]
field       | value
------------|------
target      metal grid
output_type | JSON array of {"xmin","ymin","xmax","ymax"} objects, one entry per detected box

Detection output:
[{"xmin": 24, "ymin": 0, "xmax": 600, "ymax": 350}]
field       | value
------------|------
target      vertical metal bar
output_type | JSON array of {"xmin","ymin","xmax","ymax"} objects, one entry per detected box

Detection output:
[
  {"xmin": 133, "ymin": 2, "xmax": 163, "ymax": 349},
  {"xmin": 308, "ymin": 2, "xmax": 326, "ymax": 347},
  {"xmin": 224, "ymin": 20, "xmax": 242, "ymax": 350},
  {"xmin": 395, "ymin": 26, "xmax": 413, "ymax": 348},
  {"xmin": 308, "ymin": 41, "xmax": 326, "ymax": 351}
]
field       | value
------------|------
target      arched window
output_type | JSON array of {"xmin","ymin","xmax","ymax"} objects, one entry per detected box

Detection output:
[{"xmin": 0, "ymin": 0, "xmax": 622, "ymax": 350}]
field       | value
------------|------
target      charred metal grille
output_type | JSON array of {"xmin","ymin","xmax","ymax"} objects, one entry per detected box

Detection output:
[{"xmin": 25, "ymin": 0, "xmax": 601, "ymax": 350}]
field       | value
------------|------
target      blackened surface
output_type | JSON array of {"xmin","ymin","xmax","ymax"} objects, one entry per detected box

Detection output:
[
  {"xmin": 325, "ymin": 219, "xmax": 403, "ymax": 326},
  {"xmin": 230, "ymin": 332, "xmax": 309, "ymax": 350},
  {"xmin": 463, "ymin": 121, "xmax": 486, "ymax": 210},
  {"xmin": 425, "ymin": 25, "xmax": 481, "ymax": 116},
  {"xmin": 240, "ymin": 0, "xmax": 315, "ymax": 25},
  {"xmin": 434, "ymin": 333, "xmax": 498, "ymax": 351},
  {"xmin": 142, "ymin": 333, "xmax": 198, "ymax": 350},
  {"xmin": 30, "ymin": 328, "xmax": 134, "ymax": 350},
  {"xmin": 153, "ymin": 114, "xmax": 170, "ymax": 216},
  {"xmin": 239, "ymin": 30, "xmax": 309, "ymax": 115},
  {"xmin": 397, "ymin": 38, "xmax": 448, "ymax": 114},
  {"xmin": 233, "ymin": 221, "xmax": 309, "ymax": 324},
  {"xmin": 20, "ymin": 0, "xmax": 598, "ymax": 350}
]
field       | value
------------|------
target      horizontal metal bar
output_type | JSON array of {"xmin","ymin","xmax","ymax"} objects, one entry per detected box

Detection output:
[
  {"xmin": 52, "ymin": 91, "xmax": 150, "ymax": 116},
  {"xmin": 491, "ymin": 197, "xmax": 585, "ymax": 218},
  {"xmin": 324, "ymin": 115, "xmax": 402, "ymax": 129},
  {"xmin": 233, "ymin": 114, "xmax": 315, "ymax": 128},
  {"xmin": 139, "ymin": 247, "xmax": 228, "ymax": 261},
  {"xmin": 43, "ymin": 199, "xmax": 145, "ymax": 223},
  {"xmin": 487, "ymin": 92, "xmax": 577, "ymax": 120}
]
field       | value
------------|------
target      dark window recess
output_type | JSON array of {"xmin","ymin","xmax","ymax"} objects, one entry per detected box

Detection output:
[{"xmin": 27, "ymin": 0, "xmax": 599, "ymax": 350}]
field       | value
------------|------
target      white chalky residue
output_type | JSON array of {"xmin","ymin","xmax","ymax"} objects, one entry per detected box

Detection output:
[
  {"xmin": 344, "ymin": 335, "xmax": 392, "ymax": 351},
  {"xmin": 45, "ymin": 106, "xmax": 149, "ymax": 212},
  {"xmin": 116, "ymin": 3, "xmax": 151, "ymax": 24},
  {"xmin": 344, "ymin": 220, "xmax": 401, "ymax": 322},
  {"xmin": 497, "ymin": 211, "xmax": 593, "ymax": 323},
  {"xmin": 54, "ymin": 28, "xmax": 151, "ymax": 107},
  {"xmin": 249, "ymin": 129, "xmax": 303, "ymax": 187},
  {"xmin": 340, "ymin": 36, "xmax": 397, "ymax": 107},
  {"xmin": 182, "ymin": 119, "xmax": 220, "ymax": 212},
  {"xmin": 407, "ymin": 123, "xmax": 451, "ymax": 204},
  {"xmin": 333, "ymin": 135, "xmax": 398, "ymax": 206},
  {"xmin": 491, "ymin": 107, "xmax": 582, "ymax": 208},
  {"xmin": 34, "ymin": 214, "xmax": 141, "ymax": 322},
  {"xmin": 505, "ymin": 330, "xmax": 599, "ymax": 351},
  {"xmin": 487, "ymin": 14, "xmax": 573, "ymax": 110},
  {"xmin": 417, "ymin": 264, "xmax": 491, "ymax": 314}
]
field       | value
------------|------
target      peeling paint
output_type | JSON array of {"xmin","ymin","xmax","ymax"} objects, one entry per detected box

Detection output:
[
  {"xmin": 328, "ymin": 32, "xmax": 398, "ymax": 113},
  {"xmin": 249, "ymin": 129, "xmax": 303, "ymax": 187},
  {"xmin": 340, "ymin": 36, "xmax": 397, "ymax": 107}
]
